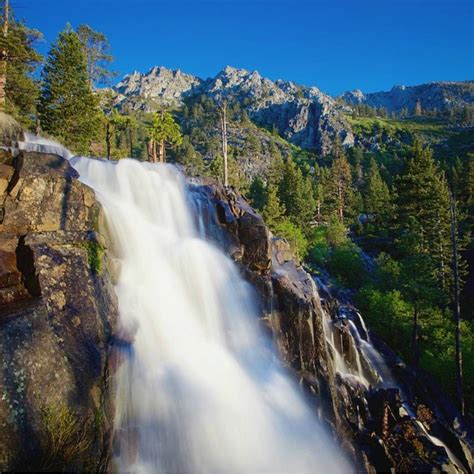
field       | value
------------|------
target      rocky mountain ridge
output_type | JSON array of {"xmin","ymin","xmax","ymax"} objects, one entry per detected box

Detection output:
[
  {"xmin": 113, "ymin": 65, "xmax": 355, "ymax": 155},
  {"xmin": 341, "ymin": 81, "xmax": 474, "ymax": 113},
  {"xmin": 112, "ymin": 65, "xmax": 473, "ymax": 156}
]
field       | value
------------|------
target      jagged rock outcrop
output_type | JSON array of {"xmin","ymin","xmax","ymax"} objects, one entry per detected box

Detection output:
[
  {"xmin": 114, "ymin": 66, "xmax": 203, "ymax": 110},
  {"xmin": 0, "ymin": 143, "xmax": 117, "ymax": 471},
  {"xmin": 113, "ymin": 65, "xmax": 354, "ymax": 155},
  {"xmin": 341, "ymin": 81, "xmax": 474, "ymax": 113},
  {"xmin": 190, "ymin": 179, "xmax": 474, "ymax": 473}
]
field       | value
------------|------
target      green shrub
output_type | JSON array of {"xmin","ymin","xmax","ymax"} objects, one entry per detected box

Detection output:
[
  {"xmin": 273, "ymin": 218, "xmax": 309, "ymax": 260},
  {"xmin": 40, "ymin": 404, "xmax": 92, "ymax": 471},
  {"xmin": 355, "ymin": 286, "xmax": 413, "ymax": 360},
  {"xmin": 84, "ymin": 241, "xmax": 104, "ymax": 274},
  {"xmin": 326, "ymin": 244, "xmax": 367, "ymax": 288},
  {"xmin": 325, "ymin": 219, "xmax": 348, "ymax": 247}
]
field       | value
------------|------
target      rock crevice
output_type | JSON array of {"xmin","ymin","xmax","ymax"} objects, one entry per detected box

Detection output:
[{"xmin": 0, "ymin": 150, "xmax": 117, "ymax": 472}]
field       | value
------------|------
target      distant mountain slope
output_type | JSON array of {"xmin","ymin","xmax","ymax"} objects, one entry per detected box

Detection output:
[
  {"xmin": 112, "ymin": 65, "xmax": 354, "ymax": 155},
  {"xmin": 114, "ymin": 66, "xmax": 203, "ymax": 106},
  {"xmin": 112, "ymin": 67, "xmax": 473, "ymax": 156},
  {"xmin": 340, "ymin": 81, "xmax": 474, "ymax": 113}
]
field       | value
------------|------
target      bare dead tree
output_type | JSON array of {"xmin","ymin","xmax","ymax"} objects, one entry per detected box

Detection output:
[
  {"xmin": 450, "ymin": 192, "xmax": 464, "ymax": 415},
  {"xmin": 219, "ymin": 100, "xmax": 229, "ymax": 187},
  {"xmin": 0, "ymin": 0, "xmax": 9, "ymax": 110}
]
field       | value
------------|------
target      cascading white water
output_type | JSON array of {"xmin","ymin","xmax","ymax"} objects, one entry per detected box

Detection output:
[
  {"xmin": 70, "ymin": 157, "xmax": 351, "ymax": 474},
  {"xmin": 18, "ymin": 132, "xmax": 73, "ymax": 159}
]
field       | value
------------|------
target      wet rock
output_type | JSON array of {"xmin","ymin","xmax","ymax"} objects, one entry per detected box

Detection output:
[
  {"xmin": 0, "ymin": 150, "xmax": 117, "ymax": 472},
  {"xmin": 0, "ymin": 112, "xmax": 23, "ymax": 148},
  {"xmin": 193, "ymin": 177, "xmax": 473, "ymax": 473}
]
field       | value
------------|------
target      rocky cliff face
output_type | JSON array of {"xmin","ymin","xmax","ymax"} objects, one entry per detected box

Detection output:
[
  {"xmin": 113, "ymin": 65, "xmax": 354, "ymax": 155},
  {"xmin": 0, "ymin": 124, "xmax": 117, "ymax": 471},
  {"xmin": 190, "ymin": 178, "xmax": 474, "ymax": 473},
  {"xmin": 341, "ymin": 81, "xmax": 474, "ymax": 113},
  {"xmin": 114, "ymin": 66, "xmax": 203, "ymax": 109}
]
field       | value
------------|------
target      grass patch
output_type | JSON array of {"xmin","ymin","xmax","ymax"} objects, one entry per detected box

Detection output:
[
  {"xmin": 83, "ymin": 241, "xmax": 105, "ymax": 275},
  {"xmin": 347, "ymin": 115, "xmax": 453, "ymax": 141},
  {"xmin": 40, "ymin": 404, "xmax": 92, "ymax": 471}
]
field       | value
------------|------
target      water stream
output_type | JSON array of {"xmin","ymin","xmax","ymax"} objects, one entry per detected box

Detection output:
[
  {"xmin": 17, "ymin": 133, "xmax": 464, "ymax": 472},
  {"xmin": 69, "ymin": 157, "xmax": 350, "ymax": 474}
]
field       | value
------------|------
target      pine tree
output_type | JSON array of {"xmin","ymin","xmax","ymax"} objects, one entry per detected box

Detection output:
[
  {"xmin": 458, "ymin": 153, "xmax": 474, "ymax": 233},
  {"xmin": 394, "ymin": 139, "xmax": 453, "ymax": 291},
  {"xmin": 147, "ymin": 110, "xmax": 182, "ymax": 162},
  {"xmin": 176, "ymin": 136, "xmax": 204, "ymax": 176},
  {"xmin": 39, "ymin": 26, "xmax": 100, "ymax": 153},
  {"xmin": 0, "ymin": 4, "xmax": 42, "ymax": 127},
  {"xmin": 364, "ymin": 157, "xmax": 391, "ymax": 229},
  {"xmin": 77, "ymin": 24, "xmax": 115, "ymax": 87},
  {"xmin": 326, "ymin": 143, "xmax": 354, "ymax": 223},
  {"xmin": 248, "ymin": 176, "xmax": 266, "ymax": 210},
  {"xmin": 278, "ymin": 156, "xmax": 316, "ymax": 231},
  {"xmin": 103, "ymin": 108, "xmax": 127, "ymax": 159},
  {"xmin": 350, "ymin": 147, "xmax": 365, "ymax": 188},
  {"xmin": 262, "ymin": 184, "xmax": 285, "ymax": 228},
  {"xmin": 266, "ymin": 141, "xmax": 284, "ymax": 187}
]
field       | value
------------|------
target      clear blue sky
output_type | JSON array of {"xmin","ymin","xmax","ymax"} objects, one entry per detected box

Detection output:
[{"xmin": 16, "ymin": 0, "xmax": 474, "ymax": 96}]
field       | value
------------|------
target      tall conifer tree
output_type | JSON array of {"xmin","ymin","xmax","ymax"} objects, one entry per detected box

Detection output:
[{"xmin": 39, "ymin": 26, "xmax": 100, "ymax": 153}]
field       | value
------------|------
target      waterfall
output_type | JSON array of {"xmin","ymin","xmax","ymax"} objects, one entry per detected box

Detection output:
[
  {"xmin": 18, "ymin": 132, "xmax": 73, "ymax": 159},
  {"xmin": 70, "ymin": 157, "xmax": 351, "ymax": 474}
]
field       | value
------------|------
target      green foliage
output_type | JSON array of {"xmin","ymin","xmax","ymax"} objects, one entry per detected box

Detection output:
[
  {"xmin": 355, "ymin": 286, "xmax": 413, "ymax": 360},
  {"xmin": 2, "ymin": 13, "xmax": 42, "ymax": 128},
  {"xmin": 148, "ymin": 111, "xmax": 183, "ymax": 149},
  {"xmin": 278, "ymin": 156, "xmax": 316, "ymax": 230},
  {"xmin": 175, "ymin": 135, "xmax": 204, "ymax": 175},
  {"xmin": 248, "ymin": 176, "xmax": 267, "ymax": 210},
  {"xmin": 393, "ymin": 139, "xmax": 453, "ymax": 292},
  {"xmin": 261, "ymin": 184, "xmax": 285, "ymax": 228},
  {"xmin": 347, "ymin": 115, "xmax": 452, "ymax": 143},
  {"xmin": 326, "ymin": 244, "xmax": 367, "ymax": 288},
  {"xmin": 77, "ymin": 24, "xmax": 116, "ymax": 87},
  {"xmin": 40, "ymin": 404, "xmax": 92, "ymax": 471},
  {"xmin": 39, "ymin": 26, "xmax": 101, "ymax": 153},
  {"xmin": 84, "ymin": 241, "xmax": 104, "ymax": 274},
  {"xmin": 273, "ymin": 218, "xmax": 309, "ymax": 260},
  {"xmin": 364, "ymin": 157, "xmax": 391, "ymax": 232},
  {"xmin": 325, "ymin": 143, "xmax": 356, "ymax": 223},
  {"xmin": 325, "ymin": 219, "xmax": 349, "ymax": 247}
]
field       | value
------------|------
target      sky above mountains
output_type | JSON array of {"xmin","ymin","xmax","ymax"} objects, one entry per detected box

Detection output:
[{"xmin": 22, "ymin": 0, "xmax": 473, "ymax": 96}]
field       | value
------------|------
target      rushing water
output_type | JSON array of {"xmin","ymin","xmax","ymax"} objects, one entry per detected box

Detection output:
[{"xmin": 69, "ymin": 157, "xmax": 350, "ymax": 474}]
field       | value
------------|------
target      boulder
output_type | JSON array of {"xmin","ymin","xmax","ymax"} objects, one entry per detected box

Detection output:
[
  {"xmin": 191, "ymin": 178, "xmax": 473, "ymax": 473},
  {"xmin": 0, "ymin": 150, "xmax": 117, "ymax": 472}
]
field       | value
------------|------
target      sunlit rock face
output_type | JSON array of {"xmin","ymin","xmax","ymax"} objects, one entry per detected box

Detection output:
[
  {"xmin": 114, "ymin": 66, "xmax": 204, "ymax": 110},
  {"xmin": 112, "ymin": 65, "xmax": 354, "ymax": 155},
  {"xmin": 192, "ymin": 179, "xmax": 474, "ymax": 473},
  {"xmin": 340, "ymin": 81, "xmax": 474, "ymax": 113},
  {"xmin": 0, "ymin": 146, "xmax": 117, "ymax": 471}
]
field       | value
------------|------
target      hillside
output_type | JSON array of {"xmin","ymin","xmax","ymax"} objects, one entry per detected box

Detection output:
[
  {"xmin": 110, "ymin": 66, "xmax": 474, "ymax": 161},
  {"xmin": 112, "ymin": 65, "xmax": 354, "ymax": 155},
  {"xmin": 341, "ymin": 81, "xmax": 474, "ymax": 114}
]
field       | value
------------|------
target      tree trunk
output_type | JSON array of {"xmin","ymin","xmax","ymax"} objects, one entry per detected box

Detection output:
[
  {"xmin": 105, "ymin": 122, "xmax": 111, "ymax": 160},
  {"xmin": 411, "ymin": 306, "xmax": 419, "ymax": 368},
  {"xmin": 337, "ymin": 181, "xmax": 344, "ymax": 222},
  {"xmin": 450, "ymin": 194, "xmax": 464, "ymax": 415},
  {"xmin": 0, "ymin": 0, "xmax": 9, "ymax": 110},
  {"xmin": 158, "ymin": 139, "xmax": 165, "ymax": 163},
  {"xmin": 147, "ymin": 139, "xmax": 157, "ymax": 163},
  {"xmin": 129, "ymin": 127, "xmax": 133, "ymax": 158},
  {"xmin": 220, "ymin": 102, "xmax": 228, "ymax": 187}
]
